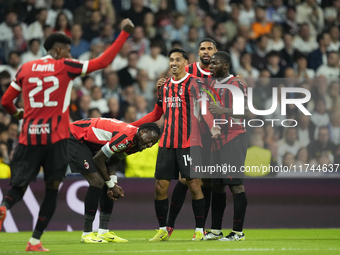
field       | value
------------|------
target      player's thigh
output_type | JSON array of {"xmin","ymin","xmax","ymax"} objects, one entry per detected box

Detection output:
[
  {"xmin": 155, "ymin": 147, "xmax": 178, "ymax": 179},
  {"xmin": 10, "ymin": 144, "xmax": 43, "ymax": 187},
  {"xmin": 42, "ymin": 139, "xmax": 69, "ymax": 185},
  {"xmin": 177, "ymin": 146, "xmax": 202, "ymax": 179}
]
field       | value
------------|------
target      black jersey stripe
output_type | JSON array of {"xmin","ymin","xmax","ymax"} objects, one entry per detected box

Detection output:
[
  {"xmin": 162, "ymin": 81, "xmax": 171, "ymax": 148},
  {"xmin": 109, "ymin": 134, "xmax": 128, "ymax": 147},
  {"xmin": 64, "ymin": 60, "xmax": 83, "ymax": 69},
  {"xmin": 169, "ymin": 81, "xmax": 176, "ymax": 148},
  {"xmin": 67, "ymin": 71, "xmax": 80, "ymax": 78},
  {"xmin": 47, "ymin": 117, "xmax": 52, "ymax": 144},
  {"xmin": 27, "ymin": 119, "xmax": 34, "ymax": 145},
  {"xmin": 36, "ymin": 119, "xmax": 44, "ymax": 145},
  {"xmin": 185, "ymin": 78, "xmax": 191, "ymax": 141}
]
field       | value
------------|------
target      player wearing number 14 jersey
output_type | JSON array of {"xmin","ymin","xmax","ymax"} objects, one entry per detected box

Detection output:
[{"xmin": 0, "ymin": 19, "xmax": 135, "ymax": 252}]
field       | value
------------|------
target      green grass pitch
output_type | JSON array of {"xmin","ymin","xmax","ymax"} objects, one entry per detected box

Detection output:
[{"xmin": 1, "ymin": 229, "xmax": 339, "ymax": 254}]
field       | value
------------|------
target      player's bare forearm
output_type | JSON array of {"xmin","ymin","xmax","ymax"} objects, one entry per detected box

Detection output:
[
  {"xmin": 208, "ymin": 101, "xmax": 249, "ymax": 118},
  {"xmin": 105, "ymin": 155, "xmax": 121, "ymax": 175},
  {"xmin": 93, "ymin": 150, "xmax": 110, "ymax": 182},
  {"xmin": 131, "ymin": 104, "xmax": 163, "ymax": 127}
]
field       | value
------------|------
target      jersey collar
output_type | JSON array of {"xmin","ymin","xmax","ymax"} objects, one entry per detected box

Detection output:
[
  {"xmin": 41, "ymin": 55, "xmax": 53, "ymax": 60},
  {"xmin": 171, "ymin": 73, "xmax": 189, "ymax": 84},
  {"xmin": 219, "ymin": 74, "xmax": 234, "ymax": 84},
  {"xmin": 196, "ymin": 62, "xmax": 210, "ymax": 75}
]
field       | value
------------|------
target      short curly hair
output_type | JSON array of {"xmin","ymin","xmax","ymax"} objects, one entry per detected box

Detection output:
[
  {"xmin": 43, "ymin": 33, "xmax": 71, "ymax": 51},
  {"xmin": 139, "ymin": 123, "xmax": 161, "ymax": 136}
]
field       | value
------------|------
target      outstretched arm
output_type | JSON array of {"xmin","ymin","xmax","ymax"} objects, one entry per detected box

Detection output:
[{"xmin": 131, "ymin": 103, "xmax": 163, "ymax": 127}]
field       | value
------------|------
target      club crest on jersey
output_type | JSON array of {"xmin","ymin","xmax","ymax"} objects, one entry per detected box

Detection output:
[
  {"xmin": 84, "ymin": 160, "xmax": 90, "ymax": 170},
  {"xmin": 179, "ymin": 88, "xmax": 183, "ymax": 95},
  {"xmin": 219, "ymin": 89, "xmax": 224, "ymax": 96}
]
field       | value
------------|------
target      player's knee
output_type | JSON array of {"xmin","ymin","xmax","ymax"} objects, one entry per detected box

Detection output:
[
  {"xmin": 179, "ymin": 178, "xmax": 186, "ymax": 185},
  {"xmin": 154, "ymin": 180, "xmax": 168, "ymax": 197},
  {"xmin": 46, "ymin": 180, "xmax": 61, "ymax": 190},
  {"xmin": 186, "ymin": 179, "xmax": 201, "ymax": 192},
  {"xmin": 230, "ymin": 185, "xmax": 245, "ymax": 194}
]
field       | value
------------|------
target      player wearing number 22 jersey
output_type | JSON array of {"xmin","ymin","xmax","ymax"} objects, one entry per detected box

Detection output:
[{"xmin": 0, "ymin": 19, "xmax": 134, "ymax": 252}]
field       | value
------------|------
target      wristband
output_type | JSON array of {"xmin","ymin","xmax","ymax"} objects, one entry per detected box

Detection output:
[
  {"xmin": 13, "ymin": 108, "xmax": 23, "ymax": 118},
  {"xmin": 110, "ymin": 175, "xmax": 118, "ymax": 183},
  {"xmin": 105, "ymin": 180, "xmax": 115, "ymax": 188}
]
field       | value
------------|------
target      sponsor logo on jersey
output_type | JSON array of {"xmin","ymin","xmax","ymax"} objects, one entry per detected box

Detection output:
[{"xmin": 28, "ymin": 123, "xmax": 50, "ymax": 134}]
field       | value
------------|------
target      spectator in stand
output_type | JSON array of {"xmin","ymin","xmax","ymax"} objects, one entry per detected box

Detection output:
[
  {"xmin": 120, "ymin": 85, "xmax": 136, "ymax": 111},
  {"xmin": 297, "ymin": 114, "xmax": 315, "ymax": 147},
  {"xmin": 89, "ymin": 86, "xmax": 109, "ymax": 114},
  {"xmin": 239, "ymin": 0, "xmax": 255, "ymax": 27},
  {"xmin": 21, "ymin": 38, "xmax": 43, "ymax": 64},
  {"xmin": 311, "ymin": 99, "xmax": 331, "ymax": 139},
  {"xmin": 78, "ymin": 94, "xmax": 92, "ymax": 119},
  {"xmin": 102, "ymin": 71, "xmax": 120, "ymax": 100},
  {"xmin": 183, "ymin": 27, "xmax": 201, "ymax": 55},
  {"xmin": 252, "ymin": 69, "xmax": 271, "ymax": 110},
  {"xmin": 100, "ymin": 24, "xmax": 115, "ymax": 45},
  {"xmin": 0, "ymin": 71, "xmax": 11, "ymax": 100},
  {"xmin": 295, "ymin": 54, "xmax": 315, "ymax": 82},
  {"xmin": 266, "ymin": 50, "xmax": 284, "ymax": 78},
  {"xmin": 155, "ymin": 0, "xmax": 173, "ymax": 28},
  {"xmin": 163, "ymin": 13, "xmax": 189, "ymax": 46},
  {"xmin": 46, "ymin": 0, "xmax": 73, "ymax": 27},
  {"xmin": 133, "ymin": 69, "xmax": 155, "ymax": 107},
  {"xmin": 74, "ymin": 0, "xmax": 94, "ymax": 27},
  {"xmin": 27, "ymin": 8, "xmax": 47, "ymax": 41},
  {"xmin": 268, "ymin": 24, "xmax": 284, "ymax": 52},
  {"xmin": 328, "ymin": 25, "xmax": 340, "ymax": 52},
  {"xmin": 88, "ymin": 108, "xmax": 102, "ymax": 118},
  {"xmin": 70, "ymin": 24, "xmax": 90, "ymax": 59},
  {"xmin": 7, "ymin": 123, "xmax": 18, "ymax": 154},
  {"xmin": 111, "ymin": 42, "xmax": 130, "ymax": 72},
  {"xmin": 82, "ymin": 10, "xmax": 103, "ymax": 42},
  {"xmin": 121, "ymin": 0, "xmax": 152, "ymax": 26},
  {"xmin": 78, "ymin": 75, "xmax": 94, "ymax": 97},
  {"xmin": 202, "ymin": 14, "xmax": 216, "ymax": 40},
  {"xmin": 296, "ymin": 0, "xmax": 324, "ymax": 37},
  {"xmin": 282, "ymin": 6, "xmax": 299, "ymax": 35},
  {"xmin": 53, "ymin": 12, "xmax": 71, "ymax": 37},
  {"xmin": 250, "ymin": 5, "xmax": 273, "ymax": 40},
  {"xmin": 238, "ymin": 24, "xmax": 254, "ymax": 53},
  {"xmin": 329, "ymin": 111, "xmax": 340, "ymax": 145},
  {"xmin": 210, "ymin": 0, "xmax": 229, "ymax": 23},
  {"xmin": 252, "ymin": 35, "xmax": 269, "ymax": 70},
  {"xmin": 293, "ymin": 23, "xmax": 318, "ymax": 56},
  {"xmin": 316, "ymin": 51, "xmax": 340, "ymax": 78},
  {"xmin": 0, "ymin": 8, "xmax": 28, "ymax": 41},
  {"xmin": 277, "ymin": 127, "xmax": 302, "ymax": 165},
  {"xmin": 137, "ymin": 40, "xmax": 168, "ymax": 81},
  {"xmin": 280, "ymin": 33, "xmax": 299, "ymax": 68},
  {"xmin": 135, "ymin": 95, "xmax": 149, "ymax": 120},
  {"xmin": 117, "ymin": 51, "xmax": 139, "ymax": 88},
  {"xmin": 3, "ymin": 23, "xmax": 27, "ymax": 59},
  {"xmin": 266, "ymin": 0, "xmax": 287, "ymax": 24},
  {"xmin": 121, "ymin": 104, "xmax": 137, "ymax": 123},
  {"xmin": 143, "ymin": 12, "xmax": 157, "ymax": 40},
  {"xmin": 185, "ymin": 0, "xmax": 206, "ymax": 28},
  {"xmin": 15, "ymin": 0, "xmax": 38, "ymax": 25},
  {"xmin": 98, "ymin": 0, "xmax": 116, "ymax": 26},
  {"xmin": 328, "ymin": 81, "xmax": 340, "ymax": 113},
  {"xmin": 308, "ymin": 32, "xmax": 331, "ymax": 71},
  {"xmin": 69, "ymin": 88, "xmax": 82, "ymax": 121},
  {"xmin": 212, "ymin": 22, "xmax": 228, "ymax": 51},
  {"xmin": 229, "ymin": 36, "xmax": 246, "ymax": 74},
  {"xmin": 237, "ymin": 51, "xmax": 260, "ymax": 80},
  {"xmin": 295, "ymin": 147, "xmax": 309, "ymax": 169},
  {"xmin": 79, "ymin": 37, "xmax": 104, "ymax": 61},
  {"xmin": 102, "ymin": 97, "xmax": 121, "ymax": 119},
  {"xmin": 225, "ymin": 5, "xmax": 240, "ymax": 42},
  {"xmin": 127, "ymin": 26, "xmax": 150, "ymax": 56},
  {"xmin": 0, "ymin": 51, "xmax": 21, "ymax": 80},
  {"xmin": 308, "ymin": 126, "xmax": 336, "ymax": 161}
]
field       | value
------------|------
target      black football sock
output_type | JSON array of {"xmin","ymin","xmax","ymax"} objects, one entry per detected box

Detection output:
[
  {"xmin": 211, "ymin": 192, "xmax": 227, "ymax": 230},
  {"xmin": 201, "ymin": 186, "xmax": 211, "ymax": 229},
  {"xmin": 99, "ymin": 185, "xmax": 114, "ymax": 230},
  {"xmin": 233, "ymin": 192, "xmax": 247, "ymax": 232},
  {"xmin": 32, "ymin": 188, "xmax": 58, "ymax": 239},
  {"xmin": 167, "ymin": 181, "xmax": 188, "ymax": 228},
  {"xmin": 192, "ymin": 198, "xmax": 205, "ymax": 229},
  {"xmin": 1, "ymin": 187, "xmax": 25, "ymax": 209},
  {"xmin": 155, "ymin": 198, "xmax": 168, "ymax": 228},
  {"xmin": 83, "ymin": 186, "xmax": 102, "ymax": 232}
]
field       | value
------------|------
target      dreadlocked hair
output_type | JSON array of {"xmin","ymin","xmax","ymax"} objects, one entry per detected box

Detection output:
[
  {"xmin": 139, "ymin": 123, "xmax": 161, "ymax": 136},
  {"xmin": 43, "ymin": 32, "xmax": 72, "ymax": 51}
]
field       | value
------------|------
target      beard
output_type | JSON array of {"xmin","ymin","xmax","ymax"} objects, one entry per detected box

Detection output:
[{"xmin": 200, "ymin": 55, "xmax": 211, "ymax": 65}]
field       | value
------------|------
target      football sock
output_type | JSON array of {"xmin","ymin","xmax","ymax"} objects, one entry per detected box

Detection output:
[
  {"xmin": 84, "ymin": 186, "xmax": 102, "ymax": 232},
  {"xmin": 32, "ymin": 188, "xmax": 58, "ymax": 239},
  {"xmin": 99, "ymin": 185, "xmax": 114, "ymax": 230},
  {"xmin": 195, "ymin": 227, "xmax": 204, "ymax": 233},
  {"xmin": 211, "ymin": 192, "xmax": 227, "ymax": 230},
  {"xmin": 192, "ymin": 198, "xmax": 205, "ymax": 228},
  {"xmin": 233, "ymin": 192, "xmax": 247, "ymax": 232},
  {"xmin": 167, "ymin": 181, "xmax": 188, "ymax": 228},
  {"xmin": 155, "ymin": 198, "xmax": 168, "ymax": 228},
  {"xmin": 201, "ymin": 186, "xmax": 211, "ymax": 228},
  {"xmin": 1, "ymin": 187, "xmax": 25, "ymax": 209},
  {"xmin": 28, "ymin": 237, "xmax": 40, "ymax": 245}
]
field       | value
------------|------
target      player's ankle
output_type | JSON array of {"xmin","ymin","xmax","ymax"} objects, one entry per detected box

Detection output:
[{"xmin": 28, "ymin": 237, "xmax": 40, "ymax": 245}]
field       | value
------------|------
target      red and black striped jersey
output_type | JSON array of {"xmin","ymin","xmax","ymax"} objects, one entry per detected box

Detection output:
[
  {"xmin": 185, "ymin": 62, "xmax": 211, "ymax": 78},
  {"xmin": 13, "ymin": 56, "xmax": 89, "ymax": 145},
  {"xmin": 211, "ymin": 75, "xmax": 247, "ymax": 151},
  {"xmin": 157, "ymin": 73, "xmax": 208, "ymax": 149},
  {"xmin": 70, "ymin": 118, "xmax": 139, "ymax": 157}
]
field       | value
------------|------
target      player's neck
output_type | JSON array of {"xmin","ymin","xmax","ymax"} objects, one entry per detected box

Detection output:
[
  {"xmin": 173, "ymin": 70, "xmax": 187, "ymax": 81},
  {"xmin": 216, "ymin": 72, "xmax": 231, "ymax": 81},
  {"xmin": 199, "ymin": 61, "xmax": 209, "ymax": 71}
]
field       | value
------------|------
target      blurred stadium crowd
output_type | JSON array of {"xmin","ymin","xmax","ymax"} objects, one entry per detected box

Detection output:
[{"xmin": 1, "ymin": 0, "xmax": 340, "ymax": 178}]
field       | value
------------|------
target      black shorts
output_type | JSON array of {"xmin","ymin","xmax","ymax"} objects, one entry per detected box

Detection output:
[
  {"xmin": 10, "ymin": 139, "xmax": 68, "ymax": 187},
  {"xmin": 201, "ymin": 132, "xmax": 212, "ymax": 167},
  {"xmin": 68, "ymin": 137, "xmax": 97, "ymax": 174},
  {"xmin": 211, "ymin": 133, "xmax": 247, "ymax": 186},
  {"xmin": 155, "ymin": 146, "xmax": 202, "ymax": 179}
]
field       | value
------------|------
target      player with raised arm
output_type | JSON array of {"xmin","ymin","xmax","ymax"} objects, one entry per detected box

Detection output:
[
  {"xmin": 204, "ymin": 51, "xmax": 248, "ymax": 241},
  {"xmin": 68, "ymin": 118, "xmax": 160, "ymax": 243},
  {"xmin": 132, "ymin": 48, "xmax": 221, "ymax": 241},
  {"xmin": 0, "ymin": 19, "xmax": 134, "ymax": 251}
]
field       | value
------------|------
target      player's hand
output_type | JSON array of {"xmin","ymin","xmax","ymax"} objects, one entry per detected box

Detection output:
[
  {"xmin": 208, "ymin": 104, "xmax": 225, "ymax": 115},
  {"xmin": 234, "ymin": 75, "xmax": 247, "ymax": 87},
  {"xmin": 157, "ymin": 77, "xmax": 168, "ymax": 89},
  {"xmin": 211, "ymin": 125, "xmax": 221, "ymax": 139},
  {"xmin": 13, "ymin": 108, "xmax": 24, "ymax": 120},
  {"xmin": 121, "ymin": 18, "xmax": 134, "ymax": 34},
  {"xmin": 107, "ymin": 185, "xmax": 124, "ymax": 200}
]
